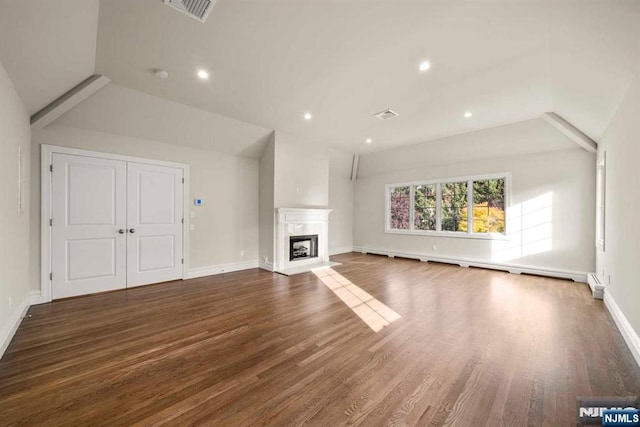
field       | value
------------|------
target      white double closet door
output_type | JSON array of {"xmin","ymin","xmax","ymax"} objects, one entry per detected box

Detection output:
[{"xmin": 51, "ymin": 153, "xmax": 184, "ymax": 299}]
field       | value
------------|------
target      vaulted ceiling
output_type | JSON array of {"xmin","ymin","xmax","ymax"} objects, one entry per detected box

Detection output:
[
  {"xmin": 1, "ymin": 0, "xmax": 639, "ymax": 155},
  {"xmin": 0, "ymin": 0, "xmax": 99, "ymax": 116}
]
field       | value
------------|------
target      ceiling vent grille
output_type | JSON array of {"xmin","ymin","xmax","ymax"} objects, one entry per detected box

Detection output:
[
  {"xmin": 373, "ymin": 109, "xmax": 399, "ymax": 120},
  {"xmin": 164, "ymin": 0, "xmax": 215, "ymax": 23}
]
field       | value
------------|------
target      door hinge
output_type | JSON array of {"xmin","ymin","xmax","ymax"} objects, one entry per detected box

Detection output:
[
  {"xmin": 50, "ymin": 164, "xmax": 53, "ymax": 172},
  {"xmin": 181, "ymin": 218, "xmax": 184, "ymax": 224},
  {"xmin": 182, "ymin": 178, "xmax": 185, "ymax": 184},
  {"xmin": 49, "ymin": 218, "xmax": 53, "ymax": 226},
  {"xmin": 49, "ymin": 273, "xmax": 53, "ymax": 280},
  {"xmin": 181, "ymin": 258, "xmax": 184, "ymax": 264}
]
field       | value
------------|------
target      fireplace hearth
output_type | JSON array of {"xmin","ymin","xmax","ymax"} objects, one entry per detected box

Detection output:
[{"xmin": 289, "ymin": 235, "xmax": 318, "ymax": 261}]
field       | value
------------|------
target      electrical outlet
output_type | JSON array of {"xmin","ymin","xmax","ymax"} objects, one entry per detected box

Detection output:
[
  {"xmin": 432, "ymin": 245, "xmax": 437, "ymax": 251},
  {"xmin": 262, "ymin": 256, "xmax": 268, "ymax": 263},
  {"xmin": 190, "ymin": 224, "xmax": 195, "ymax": 231},
  {"xmin": 240, "ymin": 250, "xmax": 244, "ymax": 257},
  {"xmin": 8, "ymin": 296, "xmax": 12, "ymax": 309}
]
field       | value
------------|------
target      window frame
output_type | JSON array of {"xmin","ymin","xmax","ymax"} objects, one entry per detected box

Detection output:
[{"xmin": 385, "ymin": 172, "xmax": 511, "ymax": 240}]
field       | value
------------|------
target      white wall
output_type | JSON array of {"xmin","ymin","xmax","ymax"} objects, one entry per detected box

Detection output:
[
  {"xmin": 258, "ymin": 131, "xmax": 338, "ymax": 267},
  {"xmin": 55, "ymin": 84, "xmax": 273, "ymax": 158},
  {"xmin": 258, "ymin": 135, "xmax": 275, "ymax": 267},
  {"xmin": 329, "ymin": 149, "xmax": 354, "ymax": 255},
  {"xmin": 274, "ymin": 131, "xmax": 329, "ymax": 208},
  {"xmin": 0, "ymin": 60, "xmax": 31, "ymax": 356},
  {"xmin": 596, "ymin": 71, "xmax": 640, "ymax": 346},
  {"xmin": 31, "ymin": 124, "xmax": 259, "ymax": 291},
  {"xmin": 359, "ymin": 118, "xmax": 577, "ymax": 177},
  {"xmin": 354, "ymin": 119, "xmax": 595, "ymax": 276}
]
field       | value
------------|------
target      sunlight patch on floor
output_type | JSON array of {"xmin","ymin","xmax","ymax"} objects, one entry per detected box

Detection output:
[{"xmin": 312, "ymin": 267, "xmax": 401, "ymax": 332}]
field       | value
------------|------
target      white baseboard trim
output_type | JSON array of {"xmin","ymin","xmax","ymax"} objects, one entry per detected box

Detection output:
[
  {"xmin": 259, "ymin": 260, "xmax": 274, "ymax": 272},
  {"xmin": 353, "ymin": 246, "xmax": 588, "ymax": 283},
  {"xmin": 30, "ymin": 290, "xmax": 46, "ymax": 306},
  {"xmin": 329, "ymin": 246, "xmax": 354, "ymax": 256},
  {"xmin": 186, "ymin": 260, "xmax": 259, "ymax": 279},
  {"xmin": 0, "ymin": 294, "xmax": 30, "ymax": 360},
  {"xmin": 604, "ymin": 291, "xmax": 640, "ymax": 368}
]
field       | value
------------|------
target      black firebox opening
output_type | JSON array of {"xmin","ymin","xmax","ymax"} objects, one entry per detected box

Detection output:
[{"xmin": 289, "ymin": 235, "xmax": 319, "ymax": 261}]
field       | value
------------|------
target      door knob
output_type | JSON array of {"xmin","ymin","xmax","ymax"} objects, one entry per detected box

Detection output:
[
  {"xmin": 129, "ymin": 228, "xmax": 136, "ymax": 234},
  {"xmin": 118, "ymin": 229, "xmax": 125, "ymax": 234}
]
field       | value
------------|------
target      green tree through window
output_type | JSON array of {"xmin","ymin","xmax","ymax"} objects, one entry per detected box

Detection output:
[
  {"xmin": 387, "ymin": 175, "xmax": 507, "ymax": 235},
  {"xmin": 441, "ymin": 182, "xmax": 468, "ymax": 232},
  {"xmin": 414, "ymin": 184, "xmax": 436, "ymax": 230},
  {"xmin": 470, "ymin": 179, "xmax": 505, "ymax": 233}
]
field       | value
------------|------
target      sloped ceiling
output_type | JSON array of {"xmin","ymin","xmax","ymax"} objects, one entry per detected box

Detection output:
[
  {"xmin": 549, "ymin": 1, "xmax": 640, "ymax": 140},
  {"xmin": 93, "ymin": 0, "xmax": 640, "ymax": 153},
  {"xmin": 1, "ymin": 0, "xmax": 639, "ymax": 154},
  {"xmin": 0, "ymin": 0, "xmax": 99, "ymax": 115},
  {"xmin": 54, "ymin": 83, "xmax": 273, "ymax": 158}
]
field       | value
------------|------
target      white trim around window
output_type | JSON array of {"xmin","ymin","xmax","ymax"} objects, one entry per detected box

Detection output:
[{"xmin": 385, "ymin": 172, "xmax": 511, "ymax": 240}]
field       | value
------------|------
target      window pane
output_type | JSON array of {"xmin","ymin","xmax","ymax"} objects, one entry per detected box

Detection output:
[
  {"xmin": 389, "ymin": 186, "xmax": 410, "ymax": 230},
  {"xmin": 441, "ymin": 182, "xmax": 468, "ymax": 232},
  {"xmin": 414, "ymin": 184, "xmax": 436, "ymax": 230},
  {"xmin": 472, "ymin": 179, "xmax": 505, "ymax": 233}
]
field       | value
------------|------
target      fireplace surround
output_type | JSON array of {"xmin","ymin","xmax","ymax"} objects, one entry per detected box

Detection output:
[{"xmin": 274, "ymin": 208, "xmax": 332, "ymax": 274}]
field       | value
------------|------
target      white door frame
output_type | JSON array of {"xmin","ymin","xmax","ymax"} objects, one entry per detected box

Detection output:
[{"xmin": 41, "ymin": 144, "xmax": 190, "ymax": 303}]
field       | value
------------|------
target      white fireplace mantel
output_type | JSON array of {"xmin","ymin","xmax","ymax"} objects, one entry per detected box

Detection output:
[{"xmin": 275, "ymin": 208, "xmax": 332, "ymax": 274}]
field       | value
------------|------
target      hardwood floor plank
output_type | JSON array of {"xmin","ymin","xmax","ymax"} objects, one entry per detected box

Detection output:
[{"xmin": 1, "ymin": 253, "xmax": 639, "ymax": 426}]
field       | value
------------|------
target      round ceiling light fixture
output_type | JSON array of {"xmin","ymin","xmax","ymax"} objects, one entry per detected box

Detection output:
[
  {"xmin": 419, "ymin": 61, "xmax": 431, "ymax": 72},
  {"xmin": 304, "ymin": 113, "xmax": 312, "ymax": 120},
  {"xmin": 464, "ymin": 111, "xmax": 473, "ymax": 118},
  {"xmin": 197, "ymin": 69, "xmax": 210, "ymax": 80},
  {"xmin": 365, "ymin": 138, "xmax": 373, "ymax": 144}
]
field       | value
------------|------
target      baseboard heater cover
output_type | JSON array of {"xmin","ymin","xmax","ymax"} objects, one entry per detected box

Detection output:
[
  {"xmin": 587, "ymin": 273, "xmax": 605, "ymax": 299},
  {"xmin": 353, "ymin": 246, "xmax": 588, "ymax": 283}
]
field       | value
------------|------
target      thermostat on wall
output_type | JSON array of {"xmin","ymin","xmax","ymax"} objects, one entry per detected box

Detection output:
[{"xmin": 194, "ymin": 198, "xmax": 203, "ymax": 206}]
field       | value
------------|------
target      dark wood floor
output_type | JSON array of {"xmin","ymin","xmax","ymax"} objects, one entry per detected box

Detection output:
[{"xmin": 1, "ymin": 253, "xmax": 639, "ymax": 426}]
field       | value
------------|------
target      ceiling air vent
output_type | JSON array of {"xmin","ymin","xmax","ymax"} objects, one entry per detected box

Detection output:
[
  {"xmin": 163, "ymin": 0, "xmax": 215, "ymax": 23},
  {"xmin": 373, "ymin": 109, "xmax": 399, "ymax": 120}
]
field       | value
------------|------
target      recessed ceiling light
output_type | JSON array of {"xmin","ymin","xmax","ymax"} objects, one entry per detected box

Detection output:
[
  {"xmin": 365, "ymin": 138, "xmax": 373, "ymax": 144},
  {"xmin": 464, "ymin": 111, "xmax": 473, "ymax": 118},
  {"xmin": 154, "ymin": 69, "xmax": 169, "ymax": 79},
  {"xmin": 304, "ymin": 113, "xmax": 312, "ymax": 120},
  {"xmin": 197, "ymin": 69, "xmax": 210, "ymax": 80},
  {"xmin": 419, "ymin": 61, "xmax": 431, "ymax": 72}
]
